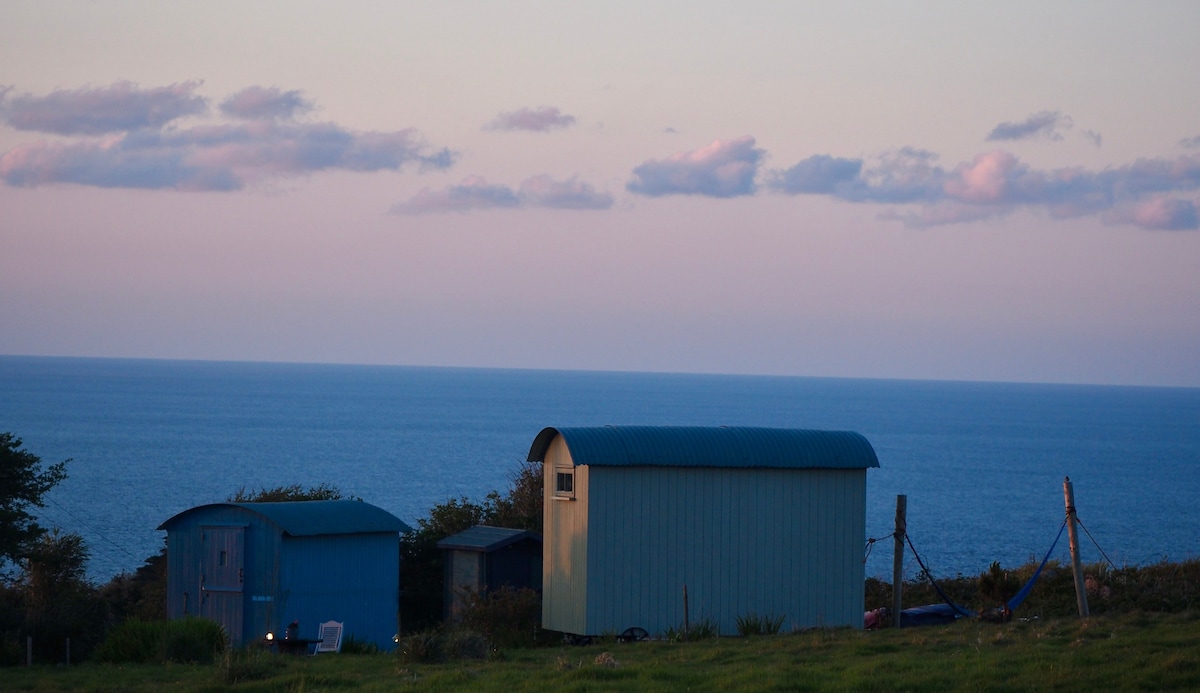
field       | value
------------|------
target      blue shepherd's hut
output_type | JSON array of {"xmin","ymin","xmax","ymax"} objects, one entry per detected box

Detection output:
[{"xmin": 158, "ymin": 500, "xmax": 410, "ymax": 649}]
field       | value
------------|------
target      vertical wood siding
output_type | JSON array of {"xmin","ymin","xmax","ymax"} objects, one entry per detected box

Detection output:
[
  {"xmin": 583, "ymin": 466, "xmax": 866, "ymax": 635},
  {"xmin": 541, "ymin": 436, "xmax": 589, "ymax": 633}
]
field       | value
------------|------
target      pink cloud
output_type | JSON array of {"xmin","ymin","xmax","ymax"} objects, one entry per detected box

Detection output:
[
  {"xmin": 220, "ymin": 86, "xmax": 312, "ymax": 121},
  {"xmin": 943, "ymin": 150, "xmax": 1020, "ymax": 203},
  {"xmin": 484, "ymin": 106, "xmax": 576, "ymax": 132},
  {"xmin": 626, "ymin": 136, "xmax": 764, "ymax": 198},
  {"xmin": 1104, "ymin": 196, "xmax": 1198, "ymax": 230}
]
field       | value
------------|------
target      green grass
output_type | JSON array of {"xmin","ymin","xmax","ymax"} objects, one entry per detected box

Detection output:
[{"xmin": 6, "ymin": 611, "xmax": 1200, "ymax": 692}]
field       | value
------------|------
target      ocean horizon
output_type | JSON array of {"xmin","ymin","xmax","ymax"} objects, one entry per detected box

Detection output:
[{"xmin": 2, "ymin": 355, "xmax": 1198, "ymax": 583}]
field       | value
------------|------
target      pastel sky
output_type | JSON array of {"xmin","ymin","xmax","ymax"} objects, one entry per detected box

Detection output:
[{"xmin": 3, "ymin": 1, "xmax": 1199, "ymax": 387}]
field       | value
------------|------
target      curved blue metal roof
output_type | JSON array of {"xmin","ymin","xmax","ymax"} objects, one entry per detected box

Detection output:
[
  {"xmin": 158, "ymin": 500, "xmax": 411, "ymax": 536},
  {"xmin": 527, "ymin": 426, "xmax": 879, "ymax": 470}
]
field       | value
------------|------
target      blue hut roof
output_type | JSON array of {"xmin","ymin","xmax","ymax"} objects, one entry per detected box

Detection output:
[
  {"xmin": 527, "ymin": 426, "xmax": 879, "ymax": 470},
  {"xmin": 158, "ymin": 500, "xmax": 411, "ymax": 536},
  {"xmin": 437, "ymin": 525, "xmax": 542, "ymax": 552}
]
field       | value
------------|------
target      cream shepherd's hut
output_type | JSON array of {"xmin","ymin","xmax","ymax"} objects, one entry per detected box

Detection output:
[{"xmin": 528, "ymin": 426, "xmax": 879, "ymax": 637}]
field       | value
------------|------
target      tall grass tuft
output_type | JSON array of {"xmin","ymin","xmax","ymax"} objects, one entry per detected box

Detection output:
[
  {"xmin": 215, "ymin": 646, "xmax": 285, "ymax": 685},
  {"xmin": 665, "ymin": 617, "xmax": 719, "ymax": 642},
  {"xmin": 736, "ymin": 611, "xmax": 786, "ymax": 636}
]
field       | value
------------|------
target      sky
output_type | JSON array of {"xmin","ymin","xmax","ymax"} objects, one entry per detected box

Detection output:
[{"xmin": 2, "ymin": 1, "xmax": 1199, "ymax": 387}]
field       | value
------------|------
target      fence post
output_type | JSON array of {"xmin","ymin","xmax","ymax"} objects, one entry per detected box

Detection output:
[
  {"xmin": 892, "ymin": 494, "xmax": 906, "ymax": 628},
  {"xmin": 1063, "ymin": 477, "xmax": 1090, "ymax": 618}
]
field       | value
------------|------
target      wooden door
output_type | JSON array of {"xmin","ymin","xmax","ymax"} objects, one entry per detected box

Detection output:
[{"xmin": 200, "ymin": 526, "xmax": 245, "ymax": 645}]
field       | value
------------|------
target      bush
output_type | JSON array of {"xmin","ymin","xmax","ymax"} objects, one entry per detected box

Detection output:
[
  {"xmin": 92, "ymin": 617, "xmax": 226, "ymax": 664},
  {"xmin": 395, "ymin": 628, "xmax": 495, "ymax": 664},
  {"xmin": 458, "ymin": 586, "xmax": 544, "ymax": 648}
]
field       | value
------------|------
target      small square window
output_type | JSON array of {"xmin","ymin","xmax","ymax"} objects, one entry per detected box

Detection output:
[{"xmin": 555, "ymin": 468, "xmax": 575, "ymax": 497}]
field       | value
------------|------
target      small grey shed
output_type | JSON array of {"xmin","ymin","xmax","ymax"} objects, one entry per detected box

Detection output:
[
  {"xmin": 528, "ymin": 426, "xmax": 879, "ymax": 637},
  {"xmin": 158, "ymin": 500, "xmax": 410, "ymax": 649},
  {"xmin": 437, "ymin": 525, "xmax": 543, "ymax": 620}
]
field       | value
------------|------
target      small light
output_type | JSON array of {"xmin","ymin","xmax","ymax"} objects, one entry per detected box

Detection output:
[
  {"xmin": 393, "ymin": 633, "xmax": 400, "ymax": 643},
  {"xmin": 265, "ymin": 632, "xmax": 275, "ymax": 641}
]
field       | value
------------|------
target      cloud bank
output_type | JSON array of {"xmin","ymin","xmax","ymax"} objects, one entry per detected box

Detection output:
[
  {"xmin": 769, "ymin": 148, "xmax": 1200, "ymax": 230},
  {"xmin": 0, "ymin": 82, "xmax": 454, "ymax": 190},
  {"xmin": 0, "ymin": 81, "xmax": 207, "ymax": 135},
  {"xmin": 626, "ymin": 136, "xmax": 764, "ymax": 198},
  {"xmin": 394, "ymin": 174, "xmax": 613, "ymax": 214},
  {"xmin": 484, "ymin": 106, "xmax": 576, "ymax": 132}
]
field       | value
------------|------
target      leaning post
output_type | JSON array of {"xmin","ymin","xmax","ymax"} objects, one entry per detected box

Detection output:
[
  {"xmin": 1063, "ymin": 476, "xmax": 1090, "ymax": 618},
  {"xmin": 892, "ymin": 494, "xmax": 907, "ymax": 628}
]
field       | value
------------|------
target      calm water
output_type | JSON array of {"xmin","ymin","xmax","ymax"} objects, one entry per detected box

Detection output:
[{"xmin": 2, "ymin": 356, "xmax": 1198, "ymax": 582}]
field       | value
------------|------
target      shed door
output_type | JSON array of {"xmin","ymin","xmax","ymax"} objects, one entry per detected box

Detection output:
[{"xmin": 200, "ymin": 526, "xmax": 245, "ymax": 645}]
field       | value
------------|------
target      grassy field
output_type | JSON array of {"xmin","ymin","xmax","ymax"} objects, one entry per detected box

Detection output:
[{"xmin": 6, "ymin": 610, "xmax": 1200, "ymax": 692}]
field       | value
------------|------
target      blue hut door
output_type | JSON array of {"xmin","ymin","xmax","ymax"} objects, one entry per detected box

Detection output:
[{"xmin": 201, "ymin": 526, "xmax": 245, "ymax": 645}]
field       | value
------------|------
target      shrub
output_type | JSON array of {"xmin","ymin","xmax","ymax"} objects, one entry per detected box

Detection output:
[
  {"xmin": 92, "ymin": 616, "xmax": 226, "ymax": 664},
  {"xmin": 458, "ymin": 586, "xmax": 543, "ymax": 648},
  {"xmin": 395, "ymin": 628, "xmax": 496, "ymax": 664}
]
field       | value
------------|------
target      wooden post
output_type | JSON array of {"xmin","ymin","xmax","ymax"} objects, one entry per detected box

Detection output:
[
  {"xmin": 65, "ymin": 637, "xmax": 70, "ymax": 666},
  {"xmin": 26, "ymin": 636, "xmax": 32, "ymax": 666},
  {"xmin": 1063, "ymin": 477, "xmax": 1090, "ymax": 618},
  {"xmin": 892, "ymin": 495, "xmax": 906, "ymax": 628},
  {"xmin": 682, "ymin": 584, "xmax": 690, "ymax": 640}
]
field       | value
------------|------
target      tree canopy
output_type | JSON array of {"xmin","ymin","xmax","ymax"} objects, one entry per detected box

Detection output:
[
  {"xmin": 226, "ymin": 482, "xmax": 359, "ymax": 502},
  {"xmin": 0, "ymin": 432, "xmax": 68, "ymax": 567}
]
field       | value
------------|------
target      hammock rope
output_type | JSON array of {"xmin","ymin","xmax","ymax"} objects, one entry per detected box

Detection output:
[{"xmin": 904, "ymin": 534, "xmax": 972, "ymax": 617}]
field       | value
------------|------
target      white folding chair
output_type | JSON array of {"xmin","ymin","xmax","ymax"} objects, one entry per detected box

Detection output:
[{"xmin": 314, "ymin": 621, "xmax": 343, "ymax": 653}]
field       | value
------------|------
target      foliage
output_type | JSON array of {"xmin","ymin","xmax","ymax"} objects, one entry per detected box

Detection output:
[
  {"xmin": 400, "ymin": 460, "xmax": 544, "ymax": 632},
  {"xmin": 394, "ymin": 627, "xmax": 494, "ymax": 664},
  {"xmin": 458, "ymin": 586, "xmax": 547, "ymax": 648},
  {"xmin": 339, "ymin": 633, "xmax": 380, "ymax": 654},
  {"xmin": 226, "ymin": 482, "xmax": 359, "ymax": 502},
  {"xmin": 978, "ymin": 560, "xmax": 1022, "ymax": 605},
  {"xmin": 92, "ymin": 616, "xmax": 227, "ymax": 665},
  {"xmin": 0, "ymin": 432, "xmax": 68, "ymax": 569},
  {"xmin": 735, "ymin": 611, "xmax": 786, "ymax": 636},
  {"xmin": 97, "ymin": 543, "xmax": 167, "ymax": 623},
  {"xmin": 484, "ymin": 460, "xmax": 544, "ymax": 534},
  {"xmin": 12, "ymin": 529, "xmax": 106, "ymax": 664}
]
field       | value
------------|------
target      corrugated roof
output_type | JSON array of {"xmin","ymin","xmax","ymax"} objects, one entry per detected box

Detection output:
[
  {"xmin": 158, "ymin": 500, "xmax": 411, "ymax": 536},
  {"xmin": 527, "ymin": 426, "xmax": 879, "ymax": 470},
  {"xmin": 437, "ymin": 525, "xmax": 542, "ymax": 552}
]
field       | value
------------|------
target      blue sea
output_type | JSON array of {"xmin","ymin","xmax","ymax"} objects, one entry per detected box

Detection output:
[{"xmin": 2, "ymin": 355, "xmax": 1198, "ymax": 582}]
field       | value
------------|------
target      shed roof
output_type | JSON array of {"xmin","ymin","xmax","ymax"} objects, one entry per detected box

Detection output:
[
  {"xmin": 437, "ymin": 525, "xmax": 542, "ymax": 552},
  {"xmin": 157, "ymin": 500, "xmax": 411, "ymax": 536},
  {"xmin": 527, "ymin": 426, "xmax": 879, "ymax": 470}
]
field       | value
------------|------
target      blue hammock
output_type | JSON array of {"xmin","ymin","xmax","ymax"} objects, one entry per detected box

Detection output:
[{"xmin": 1006, "ymin": 518, "xmax": 1068, "ymax": 612}]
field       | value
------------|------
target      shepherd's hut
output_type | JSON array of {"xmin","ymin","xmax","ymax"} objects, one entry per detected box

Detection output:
[
  {"xmin": 158, "ymin": 500, "xmax": 410, "ymax": 649},
  {"xmin": 528, "ymin": 426, "xmax": 879, "ymax": 637},
  {"xmin": 437, "ymin": 525, "xmax": 543, "ymax": 620}
]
